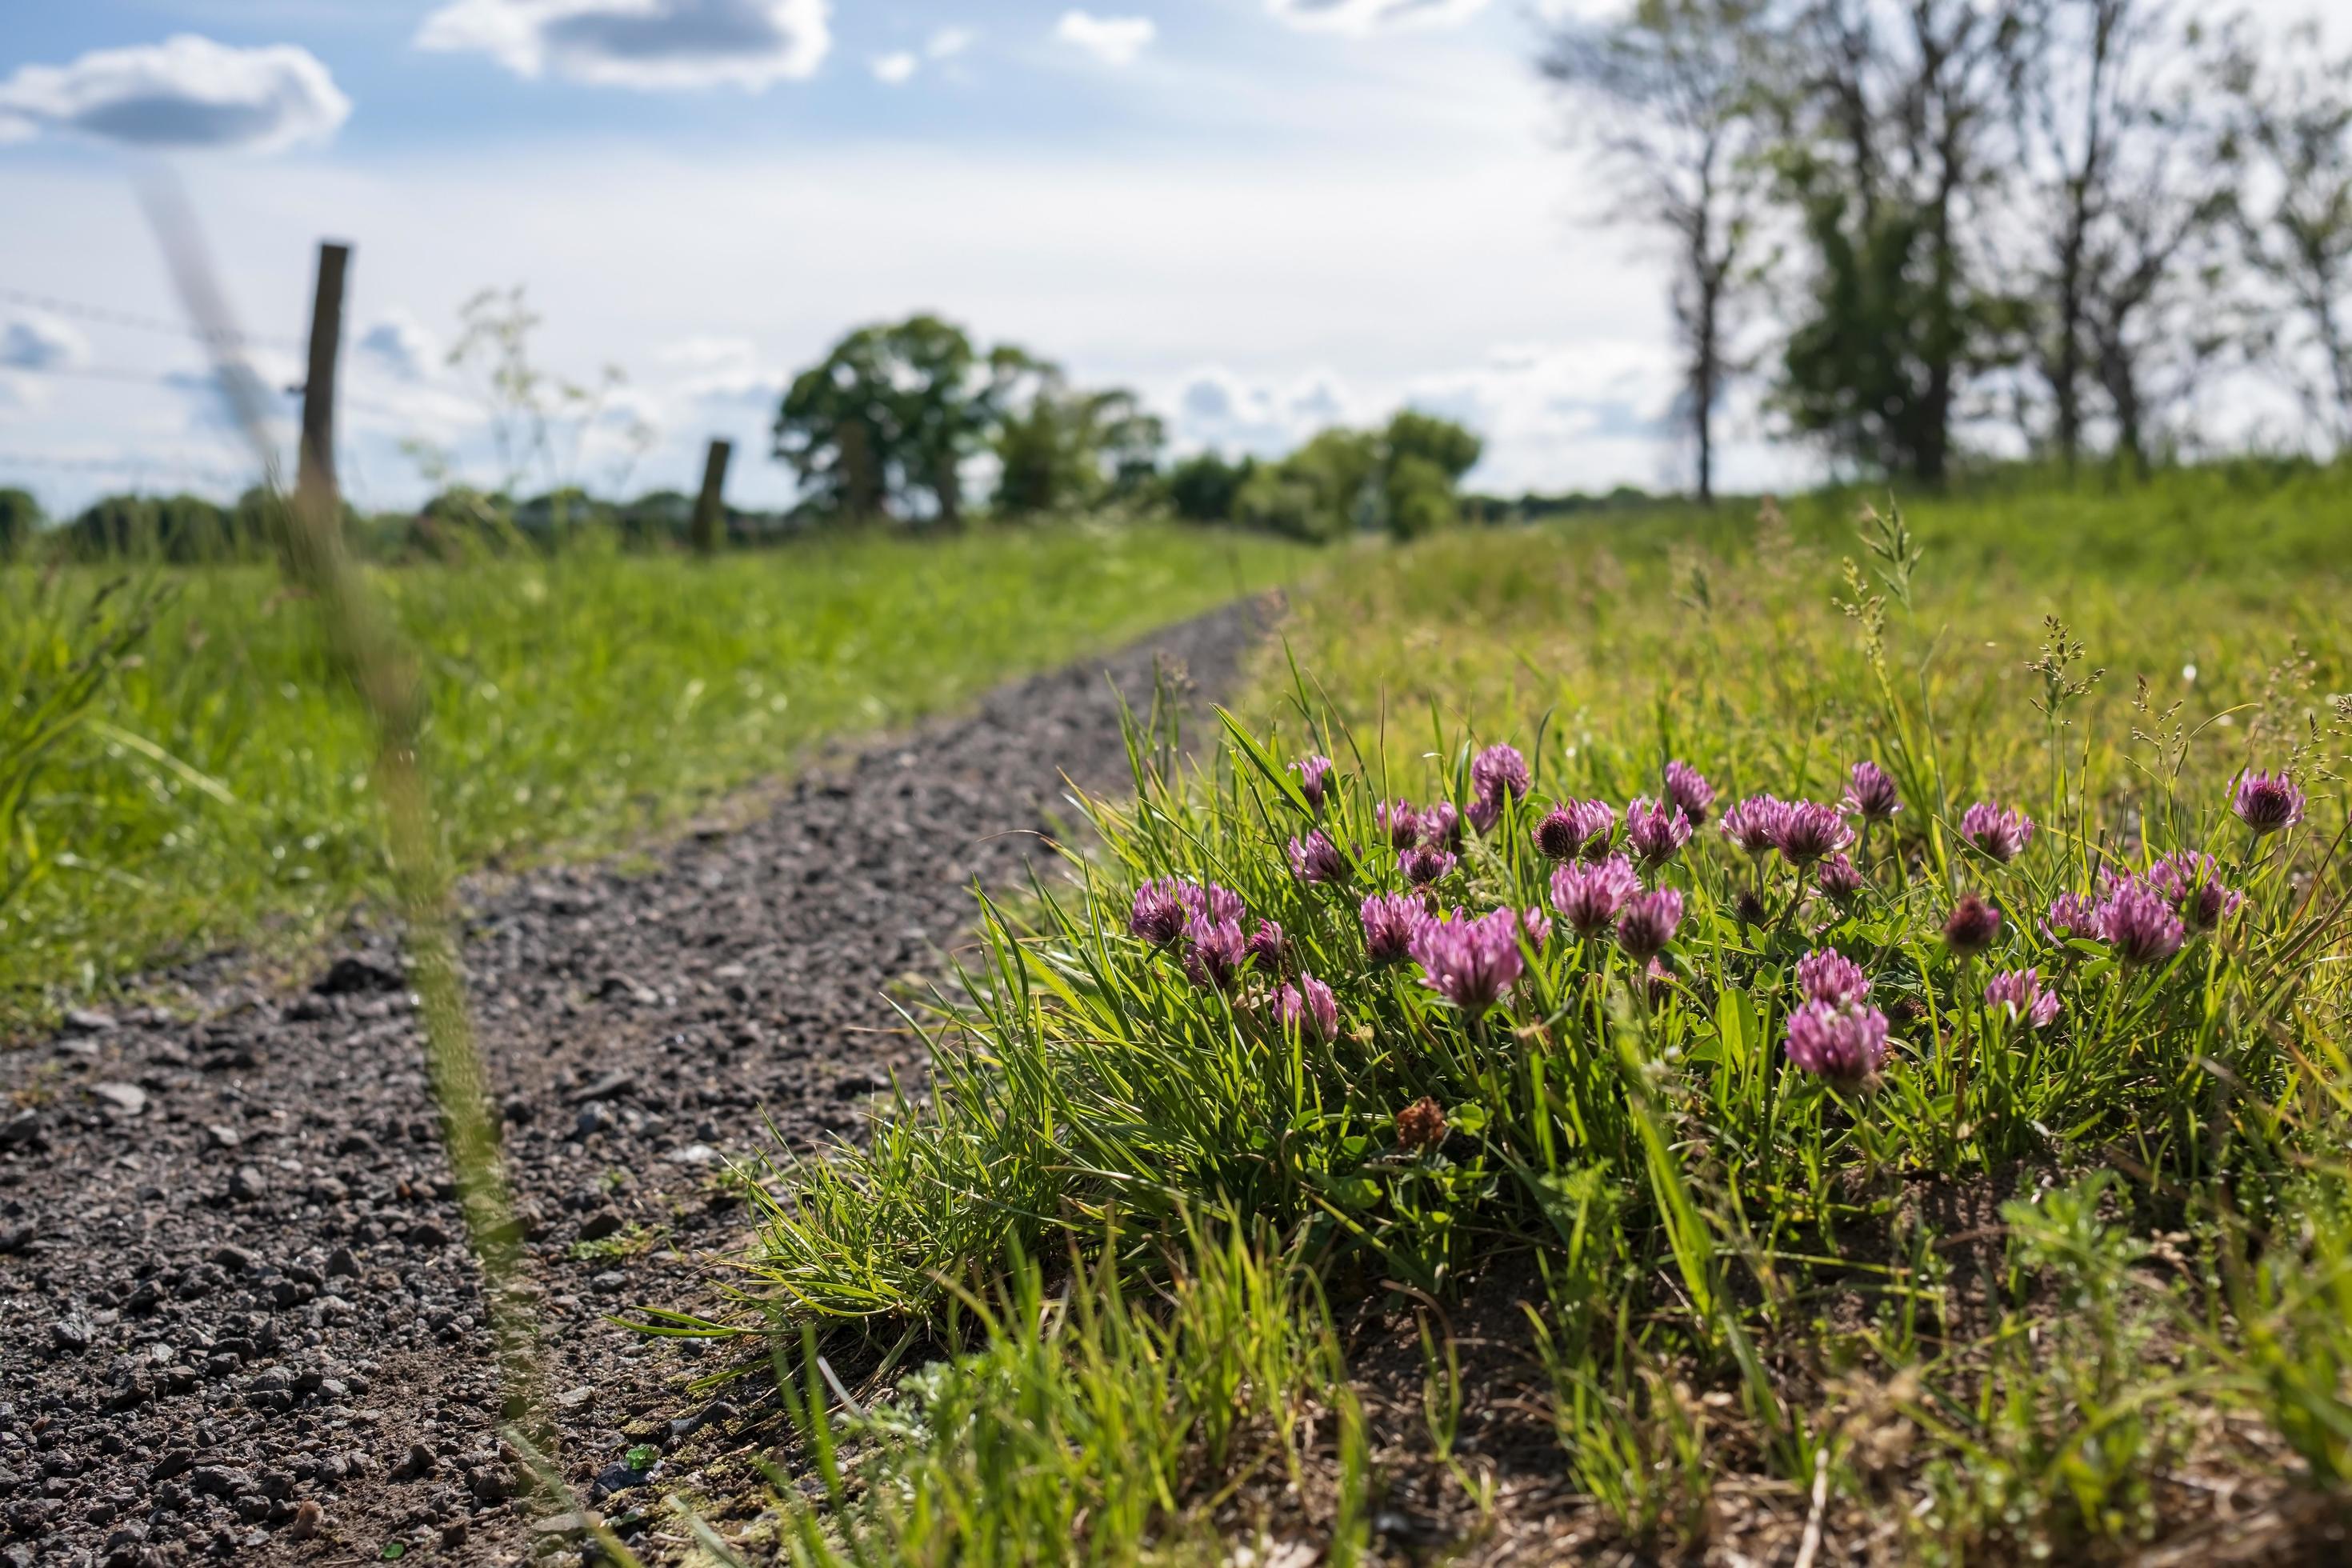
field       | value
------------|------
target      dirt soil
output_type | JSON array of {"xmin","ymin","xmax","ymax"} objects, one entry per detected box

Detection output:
[{"xmin": 0, "ymin": 599, "xmax": 1266, "ymax": 1568}]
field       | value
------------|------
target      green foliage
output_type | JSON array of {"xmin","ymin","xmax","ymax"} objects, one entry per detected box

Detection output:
[
  {"xmin": 0, "ymin": 488, "xmax": 42, "ymax": 557},
  {"xmin": 992, "ymin": 385, "xmax": 1164, "ymax": 517},
  {"xmin": 1166, "ymin": 451, "xmax": 1253, "ymax": 523},
  {"xmin": 1380, "ymin": 452, "xmax": 1459, "ymax": 542},
  {"xmin": 774, "ymin": 315, "xmax": 1041, "ymax": 526},
  {"xmin": 0, "ymin": 523, "xmax": 1309, "ymax": 1027},
  {"xmin": 60, "ymin": 492, "xmax": 262, "ymax": 563},
  {"xmin": 1382, "ymin": 409, "xmax": 1482, "ymax": 481}
]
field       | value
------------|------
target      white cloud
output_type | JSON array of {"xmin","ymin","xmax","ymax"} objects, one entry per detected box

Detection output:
[
  {"xmin": 871, "ymin": 51, "xmax": 919, "ymax": 85},
  {"xmin": 357, "ymin": 312, "xmax": 442, "ymax": 382},
  {"xmin": 0, "ymin": 34, "xmax": 350, "ymax": 152},
  {"xmin": 1055, "ymin": 12, "xmax": 1155, "ymax": 68},
  {"xmin": 416, "ymin": 0, "xmax": 832, "ymax": 91},
  {"xmin": 1, "ymin": 314, "xmax": 90, "ymax": 374},
  {"xmin": 927, "ymin": 26, "xmax": 978, "ymax": 60},
  {"xmin": 1266, "ymin": 0, "xmax": 1490, "ymax": 35}
]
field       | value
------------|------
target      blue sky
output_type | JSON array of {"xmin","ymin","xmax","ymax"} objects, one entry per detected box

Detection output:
[{"xmin": 0, "ymin": 0, "xmax": 2333, "ymax": 514}]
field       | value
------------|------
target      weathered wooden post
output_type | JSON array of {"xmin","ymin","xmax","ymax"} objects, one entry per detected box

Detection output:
[
  {"xmin": 296, "ymin": 242, "xmax": 349, "ymax": 519},
  {"xmin": 692, "ymin": 437, "xmax": 732, "ymax": 554}
]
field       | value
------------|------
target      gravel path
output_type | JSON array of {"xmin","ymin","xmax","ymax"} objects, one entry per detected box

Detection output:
[{"xmin": 0, "ymin": 599, "xmax": 1269, "ymax": 1567}]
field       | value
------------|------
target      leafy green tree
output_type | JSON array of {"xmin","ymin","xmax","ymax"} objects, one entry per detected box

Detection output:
[
  {"xmin": 0, "ymin": 488, "xmax": 42, "ymax": 558},
  {"xmin": 992, "ymin": 383, "xmax": 1165, "ymax": 516},
  {"xmin": 1383, "ymin": 410, "xmax": 1483, "ymax": 482},
  {"xmin": 1382, "ymin": 454, "xmax": 1462, "ymax": 541},
  {"xmin": 775, "ymin": 315, "xmax": 1041, "ymax": 526},
  {"xmin": 1167, "ymin": 452, "xmax": 1252, "ymax": 522},
  {"xmin": 1233, "ymin": 466, "xmax": 1326, "ymax": 541}
]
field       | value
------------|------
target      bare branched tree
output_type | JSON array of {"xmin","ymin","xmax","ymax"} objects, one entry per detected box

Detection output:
[{"xmin": 1541, "ymin": 0, "xmax": 1780, "ymax": 502}]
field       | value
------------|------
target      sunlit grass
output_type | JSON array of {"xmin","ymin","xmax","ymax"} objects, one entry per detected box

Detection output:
[{"xmin": 0, "ymin": 522, "xmax": 1308, "ymax": 1027}]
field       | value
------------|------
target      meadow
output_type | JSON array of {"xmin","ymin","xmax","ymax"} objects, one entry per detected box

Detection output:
[
  {"xmin": 718, "ymin": 467, "xmax": 2352, "ymax": 1565},
  {"xmin": 0, "ymin": 522, "xmax": 1308, "ymax": 1030}
]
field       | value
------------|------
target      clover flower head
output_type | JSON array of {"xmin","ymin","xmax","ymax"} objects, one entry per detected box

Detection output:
[
  {"xmin": 2233, "ymin": 770, "xmax": 2305, "ymax": 835},
  {"xmin": 1182, "ymin": 918, "xmax": 1248, "ymax": 992},
  {"xmin": 2147, "ymin": 850, "xmax": 2245, "ymax": 931},
  {"xmin": 1520, "ymin": 905, "xmax": 1554, "ymax": 952},
  {"xmin": 1815, "ymin": 853, "xmax": 1865, "ymax": 902},
  {"xmin": 1466, "ymin": 793, "xmax": 1502, "ymax": 834},
  {"xmin": 2094, "ymin": 880, "xmax": 2184, "ymax": 966},
  {"xmin": 1985, "ymin": 966, "xmax": 2062, "ymax": 1028},
  {"xmin": 1841, "ymin": 760, "xmax": 1902, "ymax": 822},
  {"xmin": 1615, "ymin": 887, "xmax": 1684, "ymax": 962},
  {"xmin": 1537, "ymin": 798, "xmax": 1615, "ymax": 862},
  {"xmin": 1784, "ymin": 1000, "xmax": 1891, "ymax": 1084},
  {"xmin": 1408, "ymin": 906, "xmax": 1526, "ymax": 1012},
  {"xmin": 1472, "ymin": 743, "xmax": 1532, "ymax": 805},
  {"xmin": 1400, "ymin": 846, "xmax": 1458, "ymax": 886},
  {"xmin": 1722, "ymin": 794, "xmax": 1787, "ymax": 855},
  {"xmin": 1360, "ymin": 893, "xmax": 1422, "ymax": 964},
  {"xmin": 1796, "ymin": 949, "xmax": 1871, "ymax": 1007},
  {"xmin": 1663, "ymin": 760, "xmax": 1714, "ymax": 826},
  {"xmin": 1129, "ymin": 879, "xmax": 1189, "ymax": 946},
  {"xmin": 1378, "ymin": 799, "xmax": 1422, "ymax": 851},
  {"xmin": 1626, "ymin": 797, "xmax": 1694, "ymax": 866},
  {"xmin": 1276, "ymin": 974, "xmax": 1339, "ymax": 1041},
  {"xmin": 1247, "ymin": 918, "xmax": 1288, "ymax": 974},
  {"xmin": 1550, "ymin": 854, "xmax": 1641, "ymax": 938},
  {"xmin": 1960, "ymin": 801, "xmax": 2035, "ymax": 864},
  {"xmin": 1771, "ymin": 800, "xmax": 1854, "ymax": 866},
  {"xmin": 1420, "ymin": 801, "xmax": 1463, "ymax": 852},
  {"xmin": 2045, "ymin": 892, "xmax": 2100, "ymax": 942},
  {"xmin": 1287, "ymin": 830, "xmax": 1344, "ymax": 885},
  {"xmin": 1394, "ymin": 1095, "xmax": 1446, "ymax": 1154},
  {"xmin": 1288, "ymin": 754, "xmax": 1334, "ymax": 810},
  {"xmin": 1942, "ymin": 893, "xmax": 2002, "ymax": 956},
  {"xmin": 1174, "ymin": 880, "xmax": 1245, "ymax": 927}
]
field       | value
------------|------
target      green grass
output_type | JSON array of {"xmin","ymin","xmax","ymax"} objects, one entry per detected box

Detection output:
[
  {"xmin": 0, "ymin": 522, "xmax": 1307, "ymax": 1029},
  {"xmin": 722, "ymin": 468, "xmax": 2352, "ymax": 1563}
]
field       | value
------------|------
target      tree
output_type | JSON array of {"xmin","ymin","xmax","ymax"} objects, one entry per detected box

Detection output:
[
  {"xmin": 774, "ymin": 315, "xmax": 1042, "ymax": 526},
  {"xmin": 2213, "ymin": 21, "xmax": 2352, "ymax": 455},
  {"xmin": 1542, "ymin": 0, "xmax": 1778, "ymax": 502},
  {"xmin": 1382, "ymin": 410, "xmax": 1484, "ymax": 482},
  {"xmin": 2012, "ymin": 0, "xmax": 2230, "ymax": 471},
  {"xmin": 1167, "ymin": 452, "xmax": 1252, "ymax": 522},
  {"xmin": 993, "ymin": 383, "xmax": 1166, "ymax": 515},
  {"xmin": 0, "ymin": 488, "xmax": 42, "ymax": 558},
  {"xmin": 1774, "ymin": 0, "xmax": 2030, "ymax": 483}
]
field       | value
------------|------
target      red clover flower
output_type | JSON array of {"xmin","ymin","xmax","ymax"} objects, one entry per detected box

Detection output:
[
  {"xmin": 1815, "ymin": 853, "xmax": 1864, "ymax": 902},
  {"xmin": 1984, "ymin": 966, "xmax": 2062, "ymax": 1027},
  {"xmin": 1246, "ymin": 918, "xmax": 1287, "ymax": 973},
  {"xmin": 1421, "ymin": 801, "xmax": 1463, "ymax": 853},
  {"xmin": 1182, "ymin": 918, "xmax": 1248, "ymax": 992},
  {"xmin": 1276, "ymin": 974, "xmax": 1339, "ymax": 1041},
  {"xmin": 2232, "ymin": 770, "xmax": 2305, "ymax": 835},
  {"xmin": 1796, "ymin": 948, "xmax": 1871, "ymax": 1007},
  {"xmin": 2045, "ymin": 892, "xmax": 2099, "ymax": 942},
  {"xmin": 1841, "ymin": 760, "xmax": 1902, "ymax": 822},
  {"xmin": 1722, "ymin": 794, "xmax": 1786, "ymax": 855},
  {"xmin": 1960, "ymin": 802, "xmax": 2035, "ymax": 864},
  {"xmin": 1537, "ymin": 798, "xmax": 1616, "ymax": 862},
  {"xmin": 1378, "ymin": 800, "xmax": 1422, "ymax": 851},
  {"xmin": 1289, "ymin": 754, "xmax": 1334, "ymax": 810},
  {"xmin": 2093, "ymin": 881, "xmax": 2184, "ymax": 966},
  {"xmin": 1360, "ymin": 893, "xmax": 1421, "ymax": 964},
  {"xmin": 1770, "ymin": 800, "xmax": 1854, "ymax": 866},
  {"xmin": 1550, "ymin": 854, "xmax": 1641, "ymax": 938},
  {"xmin": 1408, "ymin": 906, "xmax": 1527, "ymax": 1012},
  {"xmin": 1175, "ymin": 880, "xmax": 1245, "ymax": 927},
  {"xmin": 1466, "ymin": 794, "xmax": 1502, "ymax": 834},
  {"xmin": 1472, "ymin": 743, "xmax": 1532, "ymax": 805},
  {"xmin": 1942, "ymin": 893, "xmax": 2002, "ymax": 956},
  {"xmin": 1287, "ymin": 830, "xmax": 1344, "ymax": 885},
  {"xmin": 1615, "ymin": 887, "xmax": 1684, "ymax": 962},
  {"xmin": 1784, "ymin": 1000, "xmax": 1891, "ymax": 1085},
  {"xmin": 1626, "ymin": 797, "xmax": 1694, "ymax": 866},
  {"xmin": 1663, "ymin": 760, "xmax": 1714, "ymax": 826},
  {"xmin": 1400, "ymin": 846, "xmax": 1458, "ymax": 886},
  {"xmin": 2148, "ymin": 850, "xmax": 2245, "ymax": 931},
  {"xmin": 1129, "ymin": 880, "xmax": 1188, "ymax": 946}
]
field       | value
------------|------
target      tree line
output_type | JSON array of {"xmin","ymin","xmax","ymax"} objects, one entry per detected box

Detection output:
[{"xmin": 1543, "ymin": 0, "xmax": 2352, "ymax": 497}]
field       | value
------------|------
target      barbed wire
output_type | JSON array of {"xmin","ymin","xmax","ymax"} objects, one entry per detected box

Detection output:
[{"xmin": 1, "ymin": 283, "xmax": 302, "ymax": 352}]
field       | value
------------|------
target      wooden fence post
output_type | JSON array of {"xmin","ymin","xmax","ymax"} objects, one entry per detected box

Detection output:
[
  {"xmin": 692, "ymin": 438, "xmax": 733, "ymax": 554},
  {"xmin": 296, "ymin": 242, "xmax": 349, "ymax": 522}
]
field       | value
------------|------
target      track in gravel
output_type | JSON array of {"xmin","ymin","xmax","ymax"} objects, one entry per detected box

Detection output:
[{"xmin": 0, "ymin": 598, "xmax": 1270, "ymax": 1568}]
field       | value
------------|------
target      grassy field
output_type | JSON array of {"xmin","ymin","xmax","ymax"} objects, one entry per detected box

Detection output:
[
  {"xmin": 716, "ymin": 468, "xmax": 2352, "ymax": 1564},
  {"xmin": 0, "ymin": 522, "xmax": 1308, "ymax": 1029}
]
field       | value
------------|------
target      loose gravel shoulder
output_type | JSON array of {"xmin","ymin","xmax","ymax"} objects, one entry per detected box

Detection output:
[{"xmin": 0, "ymin": 599, "xmax": 1269, "ymax": 1567}]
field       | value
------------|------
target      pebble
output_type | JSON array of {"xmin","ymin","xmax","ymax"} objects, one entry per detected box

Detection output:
[
  {"xmin": 62, "ymin": 1008, "xmax": 118, "ymax": 1034},
  {"xmin": 88, "ymin": 1082, "xmax": 147, "ymax": 1116},
  {"xmin": 228, "ymin": 1166, "xmax": 267, "ymax": 1202}
]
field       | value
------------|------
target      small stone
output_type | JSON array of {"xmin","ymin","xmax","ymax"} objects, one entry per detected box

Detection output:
[
  {"xmin": 576, "ymin": 1210, "xmax": 624, "ymax": 1242},
  {"xmin": 663, "ymin": 1143, "xmax": 718, "ymax": 1166},
  {"xmin": 204, "ymin": 1124, "xmax": 242, "ymax": 1150},
  {"xmin": 590, "ymin": 1270, "xmax": 627, "ymax": 1294},
  {"xmin": 530, "ymin": 1512, "xmax": 594, "ymax": 1538},
  {"xmin": 406, "ymin": 1221, "xmax": 451, "ymax": 1249},
  {"xmin": 90, "ymin": 1082, "xmax": 148, "ymax": 1116},
  {"xmin": 314, "ymin": 955, "xmax": 402, "ymax": 996},
  {"xmin": 555, "ymin": 1386, "xmax": 596, "ymax": 1410},
  {"xmin": 210, "ymin": 1244, "xmax": 261, "ymax": 1274},
  {"xmin": 289, "ymin": 1500, "xmax": 323, "ymax": 1541},
  {"xmin": 570, "ymin": 1070, "xmax": 635, "ymax": 1104},
  {"xmin": 63, "ymin": 1007, "xmax": 118, "ymax": 1034},
  {"xmin": 334, "ymin": 1130, "xmax": 374, "ymax": 1157},
  {"xmin": 49, "ymin": 1316, "xmax": 93, "ymax": 1354},
  {"xmin": 0, "ymin": 1224, "xmax": 31, "ymax": 1254},
  {"xmin": 326, "ymin": 1246, "xmax": 361, "ymax": 1278},
  {"xmin": 228, "ymin": 1166, "xmax": 267, "ymax": 1202},
  {"xmin": 0, "ymin": 1111, "xmax": 42, "ymax": 1146},
  {"xmin": 390, "ymin": 1442, "xmax": 437, "ymax": 1482},
  {"xmin": 573, "ymin": 1103, "xmax": 612, "ymax": 1139}
]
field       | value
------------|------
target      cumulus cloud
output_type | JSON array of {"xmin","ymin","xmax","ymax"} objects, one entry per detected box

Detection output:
[
  {"xmin": 871, "ymin": 52, "xmax": 919, "ymax": 85},
  {"xmin": 417, "ymin": 0, "xmax": 832, "ymax": 90},
  {"xmin": 1266, "ymin": 0, "xmax": 1490, "ymax": 34},
  {"xmin": 357, "ymin": 313, "xmax": 442, "ymax": 382},
  {"xmin": 0, "ymin": 34, "xmax": 350, "ymax": 152},
  {"xmin": 1, "ymin": 314, "xmax": 90, "ymax": 374},
  {"xmin": 927, "ymin": 26, "xmax": 978, "ymax": 60},
  {"xmin": 1055, "ymin": 11, "xmax": 1155, "ymax": 68}
]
